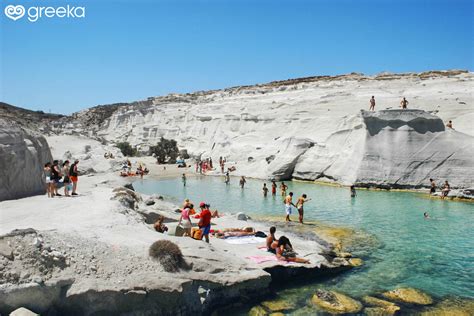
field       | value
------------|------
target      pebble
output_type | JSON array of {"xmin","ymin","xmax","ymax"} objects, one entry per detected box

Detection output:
[{"xmin": 32, "ymin": 275, "xmax": 43, "ymax": 284}]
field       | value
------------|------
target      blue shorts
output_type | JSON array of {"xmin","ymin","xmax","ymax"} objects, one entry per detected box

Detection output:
[{"xmin": 201, "ymin": 225, "xmax": 211, "ymax": 236}]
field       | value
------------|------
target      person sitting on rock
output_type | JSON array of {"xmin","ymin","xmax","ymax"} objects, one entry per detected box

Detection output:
[
  {"xmin": 272, "ymin": 236, "xmax": 310, "ymax": 264},
  {"xmin": 154, "ymin": 216, "xmax": 168, "ymax": 233},
  {"xmin": 446, "ymin": 120, "xmax": 453, "ymax": 129},
  {"xmin": 266, "ymin": 226, "xmax": 277, "ymax": 254}
]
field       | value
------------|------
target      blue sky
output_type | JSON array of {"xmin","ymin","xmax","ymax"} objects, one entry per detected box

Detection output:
[{"xmin": 1, "ymin": 0, "xmax": 472, "ymax": 114}]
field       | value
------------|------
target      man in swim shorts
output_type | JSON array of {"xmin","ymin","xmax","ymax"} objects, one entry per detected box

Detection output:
[
  {"xmin": 296, "ymin": 194, "xmax": 311, "ymax": 224},
  {"xmin": 284, "ymin": 192, "xmax": 295, "ymax": 222},
  {"xmin": 198, "ymin": 202, "xmax": 212, "ymax": 243},
  {"xmin": 429, "ymin": 178, "xmax": 436, "ymax": 195},
  {"xmin": 369, "ymin": 96, "xmax": 376, "ymax": 111},
  {"xmin": 69, "ymin": 160, "xmax": 79, "ymax": 196},
  {"xmin": 400, "ymin": 97, "xmax": 409, "ymax": 109}
]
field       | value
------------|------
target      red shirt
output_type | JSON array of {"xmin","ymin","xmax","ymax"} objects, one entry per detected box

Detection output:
[{"xmin": 199, "ymin": 209, "xmax": 211, "ymax": 227}]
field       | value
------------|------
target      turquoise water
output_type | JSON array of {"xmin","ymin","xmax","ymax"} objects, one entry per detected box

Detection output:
[{"xmin": 134, "ymin": 176, "xmax": 474, "ymax": 304}]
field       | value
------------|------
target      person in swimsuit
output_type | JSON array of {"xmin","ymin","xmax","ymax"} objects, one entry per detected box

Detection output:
[
  {"xmin": 280, "ymin": 182, "xmax": 288, "ymax": 196},
  {"xmin": 296, "ymin": 194, "xmax": 311, "ymax": 224},
  {"xmin": 369, "ymin": 96, "xmax": 376, "ymax": 111},
  {"xmin": 271, "ymin": 180, "xmax": 277, "ymax": 196},
  {"xmin": 424, "ymin": 212, "xmax": 430, "ymax": 219},
  {"xmin": 429, "ymin": 178, "xmax": 436, "ymax": 195},
  {"xmin": 441, "ymin": 180, "xmax": 450, "ymax": 199},
  {"xmin": 284, "ymin": 192, "xmax": 296, "ymax": 222},
  {"xmin": 446, "ymin": 120, "xmax": 453, "ymax": 129},
  {"xmin": 350, "ymin": 185, "xmax": 356, "ymax": 198},
  {"xmin": 400, "ymin": 97, "xmax": 409, "ymax": 109},
  {"xmin": 266, "ymin": 226, "xmax": 276, "ymax": 254},
  {"xmin": 272, "ymin": 236, "xmax": 310, "ymax": 264},
  {"xmin": 182, "ymin": 173, "xmax": 186, "ymax": 187},
  {"xmin": 262, "ymin": 183, "xmax": 269, "ymax": 197},
  {"xmin": 240, "ymin": 176, "xmax": 246, "ymax": 189},
  {"xmin": 225, "ymin": 171, "xmax": 230, "ymax": 185}
]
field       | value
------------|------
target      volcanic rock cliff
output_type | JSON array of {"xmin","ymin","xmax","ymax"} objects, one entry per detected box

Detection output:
[{"xmin": 0, "ymin": 119, "xmax": 53, "ymax": 201}]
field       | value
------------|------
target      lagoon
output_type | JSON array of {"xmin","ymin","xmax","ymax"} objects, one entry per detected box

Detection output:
[{"xmin": 134, "ymin": 176, "xmax": 474, "ymax": 311}]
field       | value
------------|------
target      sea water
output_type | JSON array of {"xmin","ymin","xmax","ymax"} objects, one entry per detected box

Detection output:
[{"xmin": 134, "ymin": 176, "xmax": 474, "ymax": 310}]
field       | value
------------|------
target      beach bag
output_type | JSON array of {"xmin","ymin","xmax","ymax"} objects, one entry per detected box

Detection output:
[
  {"xmin": 255, "ymin": 231, "xmax": 267, "ymax": 238},
  {"xmin": 191, "ymin": 228, "xmax": 203, "ymax": 240}
]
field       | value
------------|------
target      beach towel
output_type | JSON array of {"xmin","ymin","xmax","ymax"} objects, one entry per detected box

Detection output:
[
  {"xmin": 245, "ymin": 255, "xmax": 279, "ymax": 264},
  {"xmin": 224, "ymin": 236, "xmax": 266, "ymax": 244}
]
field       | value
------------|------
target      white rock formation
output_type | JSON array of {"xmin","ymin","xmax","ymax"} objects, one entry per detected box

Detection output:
[
  {"xmin": 294, "ymin": 110, "xmax": 474, "ymax": 188},
  {"xmin": 61, "ymin": 71, "xmax": 474, "ymax": 187},
  {"xmin": 0, "ymin": 120, "xmax": 52, "ymax": 201}
]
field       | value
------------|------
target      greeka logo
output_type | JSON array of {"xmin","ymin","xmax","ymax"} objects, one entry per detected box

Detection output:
[
  {"xmin": 4, "ymin": 4, "xmax": 25, "ymax": 21},
  {"xmin": 4, "ymin": 3, "xmax": 85, "ymax": 22}
]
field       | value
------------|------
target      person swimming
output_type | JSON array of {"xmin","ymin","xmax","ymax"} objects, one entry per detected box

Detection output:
[{"xmin": 424, "ymin": 212, "xmax": 430, "ymax": 219}]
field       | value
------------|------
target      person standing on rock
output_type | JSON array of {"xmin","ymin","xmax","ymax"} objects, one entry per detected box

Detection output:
[
  {"xmin": 441, "ymin": 180, "xmax": 450, "ymax": 199},
  {"xmin": 296, "ymin": 194, "xmax": 311, "ymax": 224},
  {"xmin": 284, "ymin": 192, "xmax": 296, "ymax": 222},
  {"xmin": 429, "ymin": 178, "xmax": 437, "ymax": 195},
  {"xmin": 271, "ymin": 180, "xmax": 277, "ymax": 196},
  {"xmin": 69, "ymin": 160, "xmax": 79, "ymax": 196},
  {"xmin": 400, "ymin": 97, "xmax": 409, "ymax": 109},
  {"xmin": 369, "ymin": 96, "xmax": 376, "ymax": 111},
  {"xmin": 240, "ymin": 176, "xmax": 246, "ymax": 189},
  {"xmin": 198, "ymin": 202, "xmax": 212, "ymax": 243},
  {"xmin": 262, "ymin": 183, "xmax": 269, "ymax": 197}
]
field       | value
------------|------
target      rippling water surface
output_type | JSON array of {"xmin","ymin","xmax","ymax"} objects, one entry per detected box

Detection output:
[{"xmin": 134, "ymin": 176, "xmax": 474, "ymax": 311}]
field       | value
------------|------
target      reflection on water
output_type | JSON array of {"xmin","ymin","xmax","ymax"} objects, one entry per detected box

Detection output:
[{"xmin": 134, "ymin": 176, "xmax": 474, "ymax": 313}]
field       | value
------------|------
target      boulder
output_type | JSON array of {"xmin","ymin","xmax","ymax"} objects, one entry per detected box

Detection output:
[
  {"xmin": 364, "ymin": 306, "xmax": 400, "ymax": 316},
  {"xmin": 249, "ymin": 305, "xmax": 268, "ymax": 316},
  {"xmin": 0, "ymin": 241, "xmax": 14, "ymax": 260},
  {"xmin": 236, "ymin": 212, "xmax": 250, "ymax": 221},
  {"xmin": 0, "ymin": 121, "xmax": 52, "ymax": 201},
  {"xmin": 261, "ymin": 299, "xmax": 294, "ymax": 312},
  {"xmin": 9, "ymin": 307, "xmax": 39, "ymax": 316},
  {"xmin": 420, "ymin": 297, "xmax": 474, "ymax": 316},
  {"xmin": 311, "ymin": 289, "xmax": 362, "ymax": 314},
  {"xmin": 381, "ymin": 288, "xmax": 433, "ymax": 305}
]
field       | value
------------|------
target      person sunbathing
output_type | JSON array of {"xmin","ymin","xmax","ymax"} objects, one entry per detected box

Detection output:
[
  {"xmin": 213, "ymin": 227, "xmax": 255, "ymax": 238},
  {"xmin": 272, "ymin": 236, "xmax": 310, "ymax": 264}
]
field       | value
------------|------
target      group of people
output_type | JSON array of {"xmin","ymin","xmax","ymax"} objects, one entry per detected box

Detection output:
[
  {"xmin": 430, "ymin": 179, "xmax": 451, "ymax": 198},
  {"xmin": 195, "ymin": 158, "xmax": 213, "ymax": 174},
  {"xmin": 368, "ymin": 96, "xmax": 410, "ymax": 111},
  {"xmin": 44, "ymin": 160, "xmax": 79, "ymax": 197},
  {"xmin": 265, "ymin": 226, "xmax": 310, "ymax": 263},
  {"xmin": 173, "ymin": 199, "xmax": 220, "ymax": 243},
  {"xmin": 120, "ymin": 160, "xmax": 149, "ymax": 178}
]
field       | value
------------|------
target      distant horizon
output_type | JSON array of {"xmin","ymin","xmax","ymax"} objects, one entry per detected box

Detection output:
[
  {"xmin": 2, "ymin": 68, "xmax": 472, "ymax": 115},
  {"xmin": 1, "ymin": 0, "xmax": 472, "ymax": 115}
]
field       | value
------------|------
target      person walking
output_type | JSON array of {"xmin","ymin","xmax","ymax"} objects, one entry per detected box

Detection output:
[
  {"xmin": 295, "ymin": 194, "xmax": 311, "ymax": 224},
  {"xmin": 369, "ymin": 96, "xmax": 376, "ymax": 111},
  {"xmin": 69, "ymin": 160, "xmax": 79, "ymax": 196}
]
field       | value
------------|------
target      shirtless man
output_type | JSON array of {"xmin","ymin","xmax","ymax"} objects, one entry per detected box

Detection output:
[
  {"xmin": 446, "ymin": 120, "xmax": 453, "ymax": 129},
  {"xmin": 369, "ymin": 96, "xmax": 376, "ymax": 111},
  {"xmin": 295, "ymin": 194, "xmax": 311, "ymax": 224},
  {"xmin": 400, "ymin": 97, "xmax": 409, "ymax": 109},
  {"xmin": 266, "ymin": 226, "xmax": 276, "ymax": 253},
  {"xmin": 284, "ymin": 192, "xmax": 296, "ymax": 222},
  {"xmin": 429, "ymin": 178, "xmax": 436, "ymax": 195},
  {"xmin": 262, "ymin": 183, "xmax": 269, "ymax": 197}
]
